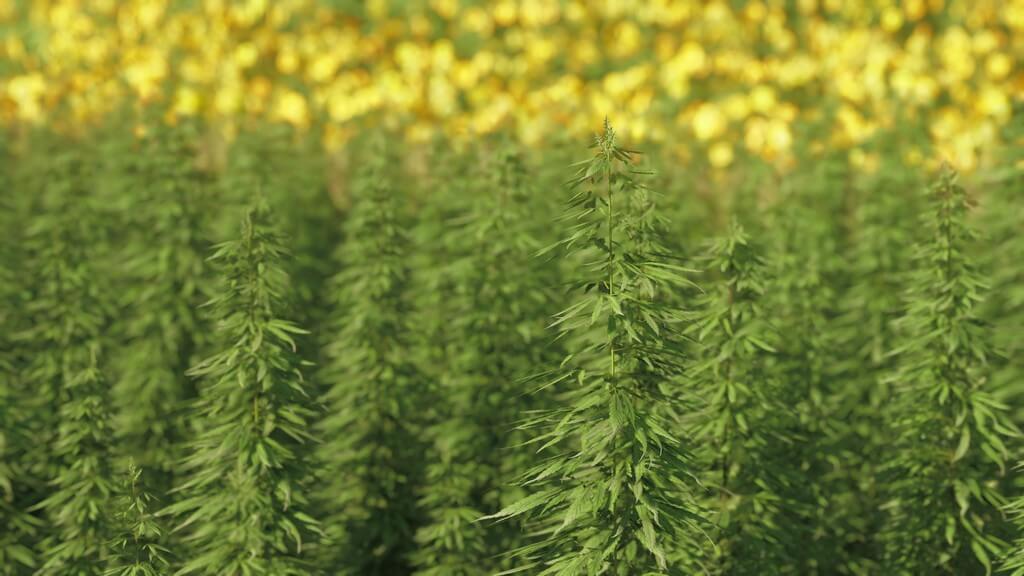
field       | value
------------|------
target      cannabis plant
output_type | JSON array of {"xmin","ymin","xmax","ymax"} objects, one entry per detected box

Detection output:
[
  {"xmin": 0, "ymin": 146, "xmax": 39, "ymax": 573},
  {"xmin": 0, "ymin": 359, "xmax": 37, "ymax": 575},
  {"xmin": 112, "ymin": 118, "xmax": 212, "ymax": 478},
  {"xmin": 982, "ymin": 114, "xmax": 1024, "ymax": 421},
  {"xmin": 687, "ymin": 221, "xmax": 789, "ymax": 573},
  {"xmin": 105, "ymin": 462, "xmax": 172, "ymax": 576},
  {"xmin": 830, "ymin": 144, "xmax": 924, "ymax": 571},
  {"xmin": 25, "ymin": 149, "xmax": 117, "ymax": 575},
  {"xmin": 882, "ymin": 165, "xmax": 1016, "ymax": 574},
  {"xmin": 412, "ymin": 140, "xmax": 560, "ymax": 575},
  {"xmin": 486, "ymin": 121, "xmax": 707, "ymax": 575},
  {"xmin": 227, "ymin": 126, "xmax": 333, "ymax": 317},
  {"xmin": 316, "ymin": 135, "xmax": 424, "ymax": 575},
  {"xmin": 0, "ymin": 297, "xmax": 38, "ymax": 575},
  {"xmin": 992, "ymin": 116, "xmax": 1024, "ymax": 575},
  {"xmin": 407, "ymin": 135, "xmax": 476, "ymax": 388},
  {"xmin": 163, "ymin": 201, "xmax": 322, "ymax": 575},
  {"xmin": 762, "ymin": 150, "xmax": 851, "ymax": 572}
]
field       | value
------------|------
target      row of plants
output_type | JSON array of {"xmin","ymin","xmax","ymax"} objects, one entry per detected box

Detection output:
[{"xmin": 0, "ymin": 114, "xmax": 1023, "ymax": 575}]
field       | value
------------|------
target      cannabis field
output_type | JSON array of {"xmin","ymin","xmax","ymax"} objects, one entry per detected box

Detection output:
[
  {"xmin": 2, "ymin": 1, "xmax": 1024, "ymax": 576},
  {"xmin": 0, "ymin": 115, "xmax": 1021, "ymax": 576}
]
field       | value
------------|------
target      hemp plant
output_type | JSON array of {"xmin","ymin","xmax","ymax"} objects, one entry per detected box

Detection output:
[
  {"xmin": 316, "ymin": 135, "xmax": 424, "ymax": 575},
  {"xmin": 112, "ymin": 118, "xmax": 212, "ymax": 478},
  {"xmin": 26, "ymin": 149, "xmax": 117, "ymax": 575},
  {"xmin": 0, "ymin": 143, "xmax": 40, "ymax": 574},
  {"xmin": 163, "ymin": 201, "xmax": 322, "ymax": 575},
  {"xmin": 882, "ymin": 165, "xmax": 1017, "ymax": 574},
  {"xmin": 105, "ymin": 461, "xmax": 172, "ymax": 576},
  {"xmin": 687, "ymin": 221, "xmax": 789, "ymax": 573},
  {"xmin": 485, "ymin": 121, "xmax": 708, "ymax": 575},
  {"xmin": 412, "ymin": 140, "xmax": 559, "ymax": 575}
]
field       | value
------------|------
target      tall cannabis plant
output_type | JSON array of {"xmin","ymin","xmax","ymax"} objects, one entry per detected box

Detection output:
[
  {"xmin": 0, "ymin": 341, "xmax": 37, "ymax": 575},
  {"xmin": 992, "ymin": 116, "xmax": 1024, "ymax": 575},
  {"xmin": 316, "ymin": 136, "xmax": 424, "ymax": 575},
  {"xmin": 0, "ymin": 146, "xmax": 39, "ymax": 574},
  {"xmin": 105, "ymin": 462, "xmax": 172, "ymax": 576},
  {"xmin": 830, "ymin": 144, "xmax": 924, "ymax": 572},
  {"xmin": 882, "ymin": 164, "xmax": 1016, "ymax": 574},
  {"xmin": 0, "ymin": 292, "xmax": 38, "ymax": 575},
  {"xmin": 982, "ymin": 115, "xmax": 1024, "ymax": 420},
  {"xmin": 412, "ymin": 140, "xmax": 560, "ymax": 575},
  {"xmin": 486, "ymin": 121, "xmax": 707, "ymax": 574},
  {"xmin": 225, "ymin": 126, "xmax": 333, "ymax": 316},
  {"xmin": 687, "ymin": 221, "xmax": 789, "ymax": 573},
  {"xmin": 163, "ymin": 201, "xmax": 322, "ymax": 575},
  {"xmin": 763, "ymin": 150, "xmax": 850, "ymax": 572},
  {"xmin": 407, "ymin": 136, "xmax": 475, "ymax": 391},
  {"xmin": 112, "ymin": 118, "xmax": 212, "ymax": 477},
  {"xmin": 24, "ymin": 149, "xmax": 117, "ymax": 575}
]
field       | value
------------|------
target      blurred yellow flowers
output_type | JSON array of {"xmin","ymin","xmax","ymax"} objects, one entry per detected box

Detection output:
[{"xmin": 0, "ymin": 0, "xmax": 1021, "ymax": 172}]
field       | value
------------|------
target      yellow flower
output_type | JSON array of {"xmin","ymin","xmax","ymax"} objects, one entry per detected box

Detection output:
[
  {"xmin": 722, "ymin": 94, "xmax": 751, "ymax": 121},
  {"xmin": 521, "ymin": 0, "xmax": 560, "ymax": 27},
  {"xmin": 462, "ymin": 7, "xmax": 493, "ymax": 36},
  {"xmin": 629, "ymin": 88, "xmax": 653, "ymax": 114},
  {"xmin": 395, "ymin": 41, "xmax": 427, "ymax": 74},
  {"xmin": 750, "ymin": 85, "xmax": 776, "ymax": 114},
  {"xmin": 881, "ymin": 8, "xmax": 903, "ymax": 32},
  {"xmin": 7, "ymin": 73, "xmax": 47, "ymax": 122},
  {"xmin": 904, "ymin": 0, "xmax": 927, "ymax": 20},
  {"xmin": 986, "ymin": 53, "xmax": 1012, "ymax": 80},
  {"xmin": 765, "ymin": 118, "xmax": 792, "ymax": 155},
  {"xmin": 744, "ymin": 117, "xmax": 768, "ymax": 153},
  {"xmin": 214, "ymin": 83, "xmax": 243, "ymax": 115},
  {"xmin": 173, "ymin": 86, "xmax": 201, "ymax": 116},
  {"xmin": 972, "ymin": 30, "xmax": 999, "ymax": 55},
  {"xmin": 273, "ymin": 89, "xmax": 309, "ymax": 126},
  {"xmin": 432, "ymin": 40, "xmax": 455, "ymax": 72},
  {"xmin": 709, "ymin": 141, "xmax": 734, "ymax": 168},
  {"xmin": 692, "ymin": 102, "xmax": 727, "ymax": 141},
  {"xmin": 277, "ymin": 46, "xmax": 301, "ymax": 75},
  {"xmin": 234, "ymin": 42, "xmax": 260, "ymax": 69},
  {"xmin": 494, "ymin": 0, "xmax": 517, "ymax": 26},
  {"xmin": 367, "ymin": 0, "xmax": 389, "ymax": 20},
  {"xmin": 309, "ymin": 54, "xmax": 339, "ymax": 84},
  {"xmin": 611, "ymin": 21, "xmax": 641, "ymax": 58},
  {"xmin": 977, "ymin": 85, "xmax": 1011, "ymax": 121},
  {"xmin": 428, "ymin": 75, "xmax": 457, "ymax": 117},
  {"xmin": 452, "ymin": 61, "xmax": 479, "ymax": 89},
  {"xmin": 429, "ymin": 0, "xmax": 458, "ymax": 20}
]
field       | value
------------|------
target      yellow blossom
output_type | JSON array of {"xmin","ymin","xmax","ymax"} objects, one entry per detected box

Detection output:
[
  {"xmin": 881, "ymin": 8, "xmax": 903, "ymax": 32},
  {"xmin": 494, "ymin": 0, "xmax": 518, "ymax": 26},
  {"xmin": 463, "ymin": 7, "xmax": 493, "ymax": 36},
  {"xmin": 722, "ymin": 94, "xmax": 751, "ymax": 121},
  {"xmin": 750, "ymin": 85, "xmax": 777, "ymax": 114},
  {"xmin": 977, "ymin": 85, "xmax": 1011, "ymax": 120},
  {"xmin": 692, "ymin": 102, "xmax": 727, "ymax": 141},
  {"xmin": 277, "ymin": 47, "xmax": 301, "ymax": 75},
  {"xmin": 234, "ymin": 42, "xmax": 260, "ymax": 68},
  {"xmin": 173, "ymin": 86, "xmax": 201, "ymax": 116},
  {"xmin": 273, "ymin": 89, "xmax": 309, "ymax": 126},
  {"xmin": 7, "ymin": 74, "xmax": 47, "ymax": 121},
  {"xmin": 986, "ymin": 53, "xmax": 1012, "ymax": 80},
  {"xmin": 428, "ymin": 75, "xmax": 457, "ymax": 117},
  {"xmin": 430, "ymin": 0, "xmax": 458, "ymax": 20},
  {"xmin": 709, "ymin": 141, "xmax": 734, "ymax": 167}
]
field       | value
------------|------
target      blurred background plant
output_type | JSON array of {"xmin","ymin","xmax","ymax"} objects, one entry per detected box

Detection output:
[{"xmin": 1, "ymin": 0, "xmax": 1021, "ymax": 174}]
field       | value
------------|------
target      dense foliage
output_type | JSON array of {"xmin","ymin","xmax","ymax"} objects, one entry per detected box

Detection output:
[{"xmin": 1, "ymin": 115, "xmax": 1023, "ymax": 576}]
